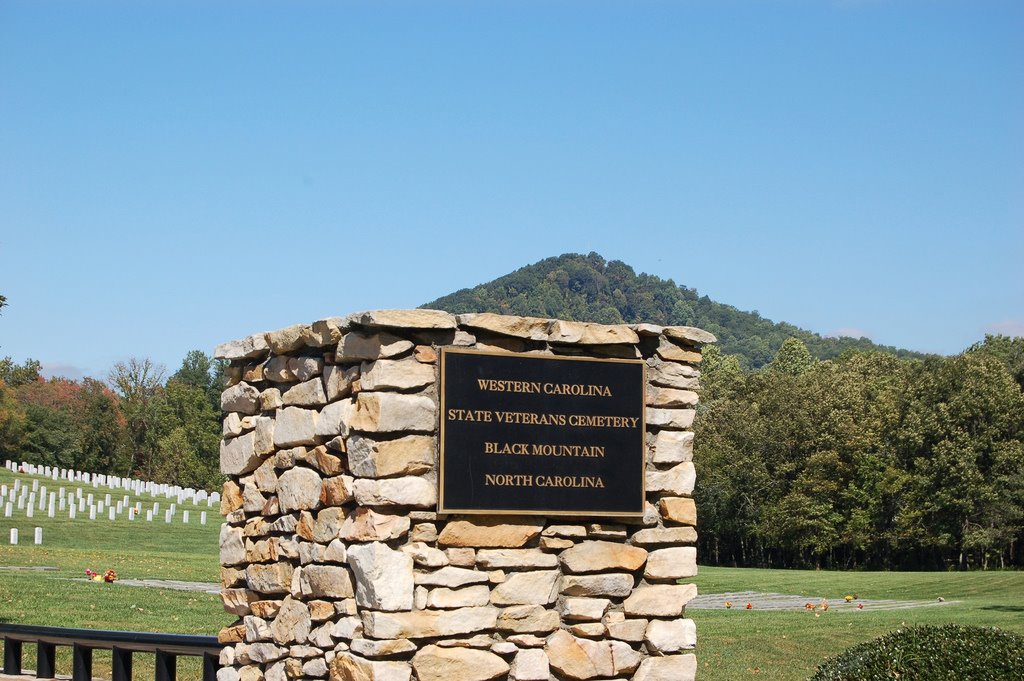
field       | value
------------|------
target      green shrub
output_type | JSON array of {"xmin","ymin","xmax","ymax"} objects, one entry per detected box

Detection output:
[{"xmin": 811, "ymin": 624, "xmax": 1024, "ymax": 681}]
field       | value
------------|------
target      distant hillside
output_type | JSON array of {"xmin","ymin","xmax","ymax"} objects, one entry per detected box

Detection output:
[{"xmin": 423, "ymin": 252, "xmax": 925, "ymax": 368}]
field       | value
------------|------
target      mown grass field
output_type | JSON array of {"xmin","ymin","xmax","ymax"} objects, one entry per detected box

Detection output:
[
  {"xmin": 692, "ymin": 567, "xmax": 1024, "ymax": 680},
  {"xmin": 2, "ymin": 468, "xmax": 1022, "ymax": 680}
]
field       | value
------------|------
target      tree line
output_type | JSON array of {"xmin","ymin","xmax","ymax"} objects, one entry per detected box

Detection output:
[
  {"xmin": 0, "ymin": 351, "xmax": 225, "ymax": 491},
  {"xmin": 695, "ymin": 335, "xmax": 1024, "ymax": 570}
]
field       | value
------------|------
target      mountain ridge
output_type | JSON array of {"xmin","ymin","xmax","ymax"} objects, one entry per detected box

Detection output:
[{"xmin": 422, "ymin": 252, "xmax": 926, "ymax": 368}]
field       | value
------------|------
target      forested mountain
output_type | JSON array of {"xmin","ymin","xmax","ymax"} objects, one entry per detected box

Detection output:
[
  {"xmin": 424, "ymin": 252, "xmax": 925, "ymax": 368},
  {"xmin": 426, "ymin": 254, "xmax": 1024, "ymax": 570}
]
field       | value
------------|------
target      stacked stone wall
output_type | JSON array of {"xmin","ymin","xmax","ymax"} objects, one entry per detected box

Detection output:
[{"xmin": 214, "ymin": 310, "xmax": 713, "ymax": 681}]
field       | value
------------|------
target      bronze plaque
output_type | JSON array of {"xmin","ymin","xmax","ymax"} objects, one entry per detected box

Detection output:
[{"xmin": 439, "ymin": 348, "xmax": 645, "ymax": 516}]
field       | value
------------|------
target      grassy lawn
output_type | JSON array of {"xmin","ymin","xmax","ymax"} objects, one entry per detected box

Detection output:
[
  {"xmin": 0, "ymin": 468, "xmax": 230, "ymax": 633},
  {"xmin": 692, "ymin": 566, "xmax": 1024, "ymax": 680},
  {"xmin": 3, "ymin": 468, "xmax": 1023, "ymax": 681}
]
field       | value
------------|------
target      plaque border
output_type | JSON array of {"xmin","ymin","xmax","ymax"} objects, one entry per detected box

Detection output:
[{"xmin": 438, "ymin": 346, "xmax": 647, "ymax": 517}]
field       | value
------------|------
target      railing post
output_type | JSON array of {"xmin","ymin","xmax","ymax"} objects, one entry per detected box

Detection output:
[
  {"xmin": 155, "ymin": 651, "xmax": 176, "ymax": 681},
  {"xmin": 112, "ymin": 646, "xmax": 132, "ymax": 681},
  {"xmin": 203, "ymin": 652, "xmax": 219, "ymax": 681},
  {"xmin": 37, "ymin": 641, "xmax": 56, "ymax": 678},
  {"xmin": 3, "ymin": 637, "xmax": 23, "ymax": 675},
  {"xmin": 72, "ymin": 643, "xmax": 92, "ymax": 681}
]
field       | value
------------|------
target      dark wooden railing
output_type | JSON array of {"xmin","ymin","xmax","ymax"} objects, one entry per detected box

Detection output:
[{"xmin": 0, "ymin": 624, "xmax": 219, "ymax": 681}]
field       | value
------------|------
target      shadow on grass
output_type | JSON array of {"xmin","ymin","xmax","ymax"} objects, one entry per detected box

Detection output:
[{"xmin": 980, "ymin": 605, "xmax": 1024, "ymax": 612}]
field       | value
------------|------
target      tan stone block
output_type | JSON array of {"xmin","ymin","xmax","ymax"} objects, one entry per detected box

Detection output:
[
  {"xmin": 644, "ymin": 618, "xmax": 696, "ymax": 654},
  {"xmin": 548, "ymin": 320, "xmax": 639, "ymax": 345},
  {"xmin": 655, "ymin": 341, "xmax": 703, "ymax": 364},
  {"xmin": 215, "ymin": 334, "xmax": 270, "ymax": 361},
  {"xmin": 647, "ymin": 360, "xmax": 700, "ymax": 390},
  {"xmin": 568, "ymin": 623, "xmax": 606, "ymax": 638},
  {"xmin": 646, "ymin": 462, "xmax": 696, "ymax": 495},
  {"xmin": 540, "ymin": 537, "xmax": 574, "ymax": 551},
  {"xmin": 414, "ymin": 566, "xmax": 489, "ymax": 588},
  {"xmin": 355, "ymin": 309, "xmax": 457, "ymax": 330},
  {"xmin": 561, "ymin": 597, "xmax": 611, "ymax": 622},
  {"xmin": 349, "ymin": 639, "xmax": 417, "ymax": 659},
  {"xmin": 651, "ymin": 430, "xmax": 694, "ymax": 464},
  {"xmin": 509, "ymin": 648, "xmax": 549, "ymax": 681},
  {"xmin": 246, "ymin": 562, "xmax": 294, "ymax": 595},
  {"xmin": 644, "ymin": 546, "xmax": 698, "ymax": 580},
  {"xmin": 659, "ymin": 497, "xmax": 697, "ymax": 526},
  {"xmin": 559, "ymin": 540, "xmax": 648, "ymax": 574},
  {"xmin": 560, "ymin": 573, "xmax": 635, "ymax": 598},
  {"xmin": 359, "ymin": 358, "xmax": 435, "ymax": 391},
  {"xmin": 338, "ymin": 507, "xmax": 410, "ymax": 542},
  {"xmin": 490, "ymin": 570, "xmax": 560, "ymax": 606},
  {"xmin": 607, "ymin": 618, "xmax": 648, "ymax": 642},
  {"xmin": 349, "ymin": 392, "xmax": 436, "ymax": 434},
  {"xmin": 328, "ymin": 652, "xmax": 411, "ymax": 681},
  {"xmin": 475, "ymin": 549, "xmax": 558, "ymax": 570},
  {"xmin": 633, "ymin": 654, "xmax": 697, "ymax": 681},
  {"xmin": 663, "ymin": 326, "xmax": 716, "ymax": 345},
  {"xmin": 361, "ymin": 606, "xmax": 499, "ymax": 639},
  {"xmin": 309, "ymin": 316, "xmax": 352, "ymax": 346},
  {"xmin": 495, "ymin": 605, "xmax": 560, "ymax": 634},
  {"xmin": 623, "ymin": 584, "xmax": 697, "ymax": 617},
  {"xmin": 426, "ymin": 584, "xmax": 491, "ymax": 609},
  {"xmin": 646, "ymin": 408, "xmax": 696, "ymax": 430},
  {"xmin": 221, "ymin": 480, "xmax": 244, "ymax": 515},
  {"xmin": 646, "ymin": 387, "xmax": 699, "ymax": 409},
  {"xmin": 630, "ymin": 526, "xmax": 698, "ymax": 546},
  {"xmin": 320, "ymin": 475, "xmax": 355, "ymax": 507},
  {"xmin": 544, "ymin": 630, "xmax": 612, "ymax": 679},
  {"xmin": 446, "ymin": 547, "xmax": 476, "ymax": 567},
  {"xmin": 457, "ymin": 313, "xmax": 551, "ymax": 340},
  {"xmin": 347, "ymin": 434, "xmax": 435, "ymax": 479},
  {"xmin": 300, "ymin": 565, "xmax": 355, "ymax": 599},
  {"xmin": 222, "ymin": 588, "xmax": 258, "ymax": 616},
  {"xmin": 282, "ymin": 378, "xmax": 328, "ymax": 407},
  {"xmin": 438, "ymin": 518, "xmax": 544, "ymax": 548},
  {"xmin": 412, "ymin": 645, "xmax": 509, "ymax": 681},
  {"xmin": 266, "ymin": 324, "xmax": 312, "ymax": 353}
]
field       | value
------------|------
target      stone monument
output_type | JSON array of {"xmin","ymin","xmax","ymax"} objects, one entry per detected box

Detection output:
[{"xmin": 215, "ymin": 310, "xmax": 712, "ymax": 681}]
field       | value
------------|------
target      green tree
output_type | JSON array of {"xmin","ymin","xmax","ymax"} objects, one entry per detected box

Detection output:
[
  {"xmin": 154, "ymin": 379, "xmax": 221, "ymax": 489},
  {"xmin": 0, "ymin": 357, "xmax": 42, "ymax": 386},
  {"xmin": 767, "ymin": 337, "xmax": 815, "ymax": 376},
  {"xmin": 108, "ymin": 357, "xmax": 165, "ymax": 479},
  {"xmin": 74, "ymin": 378, "xmax": 128, "ymax": 474}
]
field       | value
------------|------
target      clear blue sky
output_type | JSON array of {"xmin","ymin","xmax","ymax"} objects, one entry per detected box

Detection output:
[{"xmin": 1, "ymin": 1, "xmax": 1021, "ymax": 380}]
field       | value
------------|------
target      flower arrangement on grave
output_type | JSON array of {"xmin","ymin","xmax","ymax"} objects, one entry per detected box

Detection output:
[{"xmin": 85, "ymin": 568, "xmax": 118, "ymax": 582}]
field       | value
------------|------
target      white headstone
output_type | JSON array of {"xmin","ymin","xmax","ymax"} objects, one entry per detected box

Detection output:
[
  {"xmin": 69, "ymin": 504, "xmax": 76, "ymax": 519},
  {"xmin": 26, "ymin": 504, "xmax": 33, "ymax": 518},
  {"xmin": 108, "ymin": 507, "xmax": 115, "ymax": 521},
  {"xmin": 89, "ymin": 506, "xmax": 96, "ymax": 520},
  {"xmin": 10, "ymin": 528, "xmax": 17, "ymax": 545},
  {"xmin": 164, "ymin": 509, "xmax": 172, "ymax": 523},
  {"xmin": 200, "ymin": 511, "xmax": 207, "ymax": 525},
  {"xmin": 128, "ymin": 508, "xmax": 135, "ymax": 521},
  {"xmin": 182, "ymin": 510, "xmax": 190, "ymax": 524},
  {"xmin": 4, "ymin": 503, "xmax": 11, "ymax": 517},
  {"xmin": 34, "ymin": 527, "xmax": 42, "ymax": 545},
  {"xmin": 47, "ymin": 501, "xmax": 55, "ymax": 518},
  {"xmin": 146, "ymin": 510, "xmax": 153, "ymax": 522}
]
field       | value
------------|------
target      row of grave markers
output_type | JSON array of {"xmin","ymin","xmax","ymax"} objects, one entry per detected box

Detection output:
[
  {"xmin": 2, "ymin": 461, "xmax": 218, "ymax": 542},
  {"xmin": 4, "ymin": 460, "xmax": 220, "ymax": 506}
]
